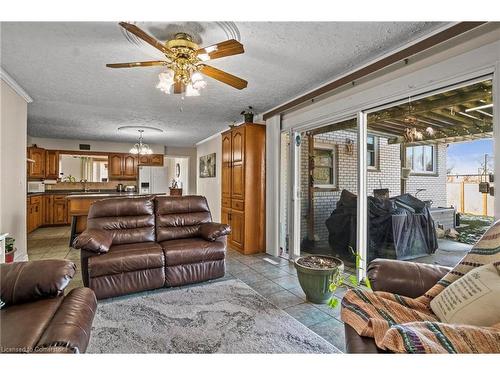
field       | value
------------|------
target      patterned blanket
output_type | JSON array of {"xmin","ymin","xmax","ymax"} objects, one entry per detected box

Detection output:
[{"xmin": 341, "ymin": 220, "xmax": 500, "ymax": 353}]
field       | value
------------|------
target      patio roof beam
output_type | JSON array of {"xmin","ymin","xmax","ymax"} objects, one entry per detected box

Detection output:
[
  {"xmin": 387, "ymin": 125, "xmax": 493, "ymax": 144},
  {"xmin": 368, "ymin": 88, "xmax": 492, "ymax": 123}
]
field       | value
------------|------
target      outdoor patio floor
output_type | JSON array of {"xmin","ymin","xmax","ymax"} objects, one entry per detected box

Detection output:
[
  {"xmin": 27, "ymin": 226, "xmax": 350, "ymax": 352},
  {"xmin": 299, "ymin": 238, "xmax": 471, "ymax": 269}
]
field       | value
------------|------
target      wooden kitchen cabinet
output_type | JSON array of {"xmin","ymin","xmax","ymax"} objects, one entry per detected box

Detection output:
[
  {"xmin": 53, "ymin": 195, "xmax": 68, "ymax": 225},
  {"xmin": 108, "ymin": 153, "xmax": 138, "ymax": 180},
  {"xmin": 45, "ymin": 150, "xmax": 59, "ymax": 179},
  {"xmin": 138, "ymin": 154, "xmax": 164, "ymax": 166},
  {"xmin": 220, "ymin": 123, "xmax": 266, "ymax": 254},
  {"xmin": 108, "ymin": 154, "xmax": 123, "ymax": 179},
  {"xmin": 122, "ymin": 155, "xmax": 137, "ymax": 178},
  {"xmin": 43, "ymin": 195, "xmax": 54, "ymax": 225},
  {"xmin": 27, "ymin": 196, "xmax": 43, "ymax": 233},
  {"xmin": 28, "ymin": 147, "xmax": 46, "ymax": 179}
]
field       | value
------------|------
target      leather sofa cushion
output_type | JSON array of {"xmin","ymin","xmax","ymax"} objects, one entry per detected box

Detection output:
[
  {"xmin": 160, "ymin": 238, "xmax": 226, "ymax": 266},
  {"xmin": 88, "ymin": 242, "xmax": 164, "ymax": 278},
  {"xmin": 0, "ymin": 297, "xmax": 63, "ymax": 352},
  {"xmin": 89, "ymin": 268, "xmax": 165, "ymax": 300},
  {"xmin": 36, "ymin": 287, "xmax": 97, "ymax": 353},
  {"xmin": 1, "ymin": 260, "xmax": 75, "ymax": 306},
  {"xmin": 199, "ymin": 222, "xmax": 231, "ymax": 241},
  {"xmin": 73, "ymin": 228, "xmax": 113, "ymax": 254},
  {"xmin": 87, "ymin": 196, "xmax": 156, "ymax": 245},
  {"xmin": 155, "ymin": 196, "xmax": 212, "ymax": 242}
]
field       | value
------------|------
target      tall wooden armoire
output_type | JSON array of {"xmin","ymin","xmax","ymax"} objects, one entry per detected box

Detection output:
[{"xmin": 221, "ymin": 123, "xmax": 266, "ymax": 254}]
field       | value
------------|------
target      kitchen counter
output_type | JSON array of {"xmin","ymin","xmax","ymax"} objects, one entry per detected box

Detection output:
[
  {"xmin": 27, "ymin": 190, "xmax": 120, "ymax": 197},
  {"xmin": 66, "ymin": 192, "xmax": 157, "ymax": 199}
]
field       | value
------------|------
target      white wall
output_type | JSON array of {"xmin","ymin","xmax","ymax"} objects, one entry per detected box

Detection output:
[
  {"xmin": 1, "ymin": 79, "xmax": 28, "ymax": 261},
  {"xmin": 28, "ymin": 136, "xmax": 165, "ymax": 154},
  {"xmin": 165, "ymin": 146, "xmax": 197, "ymax": 195},
  {"xmin": 165, "ymin": 156, "xmax": 189, "ymax": 193},
  {"xmin": 196, "ymin": 134, "xmax": 222, "ymax": 222}
]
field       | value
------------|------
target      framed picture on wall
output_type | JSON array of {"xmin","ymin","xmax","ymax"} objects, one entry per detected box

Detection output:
[{"xmin": 199, "ymin": 153, "xmax": 216, "ymax": 178}]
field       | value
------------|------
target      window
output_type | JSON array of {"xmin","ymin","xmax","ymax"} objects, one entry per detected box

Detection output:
[
  {"xmin": 367, "ymin": 135, "xmax": 378, "ymax": 169},
  {"xmin": 313, "ymin": 144, "xmax": 337, "ymax": 189},
  {"xmin": 406, "ymin": 145, "xmax": 435, "ymax": 174}
]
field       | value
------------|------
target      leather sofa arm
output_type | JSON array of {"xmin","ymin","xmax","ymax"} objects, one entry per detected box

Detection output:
[
  {"xmin": 0, "ymin": 260, "xmax": 76, "ymax": 306},
  {"xmin": 367, "ymin": 259, "xmax": 451, "ymax": 298},
  {"xmin": 199, "ymin": 222, "xmax": 231, "ymax": 241},
  {"xmin": 73, "ymin": 228, "xmax": 113, "ymax": 254},
  {"xmin": 35, "ymin": 287, "xmax": 97, "ymax": 354}
]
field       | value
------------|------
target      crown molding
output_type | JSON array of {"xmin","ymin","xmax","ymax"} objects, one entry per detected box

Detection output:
[
  {"xmin": 195, "ymin": 131, "xmax": 221, "ymax": 146},
  {"xmin": 0, "ymin": 67, "xmax": 33, "ymax": 103}
]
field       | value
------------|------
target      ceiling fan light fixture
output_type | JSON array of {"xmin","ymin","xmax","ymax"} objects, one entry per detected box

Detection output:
[
  {"xmin": 185, "ymin": 83, "xmax": 201, "ymax": 97},
  {"xmin": 157, "ymin": 71, "xmax": 174, "ymax": 93},
  {"xmin": 191, "ymin": 71, "xmax": 207, "ymax": 90},
  {"xmin": 108, "ymin": 23, "xmax": 247, "ymax": 95}
]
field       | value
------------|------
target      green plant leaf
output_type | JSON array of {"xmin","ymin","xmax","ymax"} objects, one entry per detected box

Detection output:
[
  {"xmin": 328, "ymin": 298, "xmax": 339, "ymax": 309},
  {"xmin": 348, "ymin": 275, "xmax": 358, "ymax": 287},
  {"xmin": 364, "ymin": 277, "xmax": 372, "ymax": 290}
]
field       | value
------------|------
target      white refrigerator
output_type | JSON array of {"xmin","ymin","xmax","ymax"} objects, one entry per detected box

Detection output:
[{"xmin": 138, "ymin": 165, "xmax": 169, "ymax": 194}]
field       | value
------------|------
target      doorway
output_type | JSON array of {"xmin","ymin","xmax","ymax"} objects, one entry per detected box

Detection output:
[
  {"xmin": 165, "ymin": 156, "xmax": 190, "ymax": 194},
  {"xmin": 363, "ymin": 77, "xmax": 494, "ymax": 268}
]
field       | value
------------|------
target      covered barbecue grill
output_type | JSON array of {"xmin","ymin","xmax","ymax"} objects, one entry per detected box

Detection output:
[{"xmin": 325, "ymin": 190, "xmax": 438, "ymax": 264}]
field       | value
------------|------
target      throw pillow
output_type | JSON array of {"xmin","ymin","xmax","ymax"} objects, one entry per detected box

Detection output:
[{"xmin": 430, "ymin": 262, "xmax": 500, "ymax": 326}]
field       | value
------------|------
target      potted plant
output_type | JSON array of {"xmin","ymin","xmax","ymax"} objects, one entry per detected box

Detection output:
[
  {"xmin": 294, "ymin": 255, "xmax": 344, "ymax": 303},
  {"xmin": 240, "ymin": 106, "xmax": 254, "ymax": 123},
  {"xmin": 326, "ymin": 247, "xmax": 372, "ymax": 309},
  {"xmin": 294, "ymin": 247, "xmax": 372, "ymax": 306},
  {"xmin": 5, "ymin": 236, "xmax": 16, "ymax": 263}
]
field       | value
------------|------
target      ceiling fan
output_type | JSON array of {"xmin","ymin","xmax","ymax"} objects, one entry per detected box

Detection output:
[{"xmin": 106, "ymin": 22, "xmax": 248, "ymax": 96}]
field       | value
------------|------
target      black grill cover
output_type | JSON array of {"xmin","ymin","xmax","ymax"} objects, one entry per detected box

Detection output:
[{"xmin": 325, "ymin": 190, "xmax": 437, "ymax": 264}]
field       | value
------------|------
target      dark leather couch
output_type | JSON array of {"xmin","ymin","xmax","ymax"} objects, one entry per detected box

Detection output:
[
  {"xmin": 344, "ymin": 258, "xmax": 451, "ymax": 353},
  {"xmin": 0, "ymin": 259, "xmax": 97, "ymax": 353},
  {"xmin": 73, "ymin": 195, "xmax": 230, "ymax": 300}
]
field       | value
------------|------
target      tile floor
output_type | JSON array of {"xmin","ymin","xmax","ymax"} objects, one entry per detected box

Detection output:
[{"xmin": 27, "ymin": 226, "xmax": 350, "ymax": 352}]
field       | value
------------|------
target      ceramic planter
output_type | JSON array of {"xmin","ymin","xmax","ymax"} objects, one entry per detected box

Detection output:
[{"xmin": 294, "ymin": 255, "xmax": 344, "ymax": 304}]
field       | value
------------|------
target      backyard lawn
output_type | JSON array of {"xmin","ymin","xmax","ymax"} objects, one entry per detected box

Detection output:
[{"xmin": 457, "ymin": 213, "xmax": 494, "ymax": 244}]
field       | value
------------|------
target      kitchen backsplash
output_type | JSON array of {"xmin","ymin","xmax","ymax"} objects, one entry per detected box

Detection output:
[{"xmin": 45, "ymin": 181, "xmax": 137, "ymax": 191}]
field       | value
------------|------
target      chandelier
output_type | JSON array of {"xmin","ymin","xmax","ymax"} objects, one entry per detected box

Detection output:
[
  {"xmin": 129, "ymin": 130, "xmax": 153, "ymax": 155},
  {"xmin": 402, "ymin": 97, "xmax": 435, "ymax": 142}
]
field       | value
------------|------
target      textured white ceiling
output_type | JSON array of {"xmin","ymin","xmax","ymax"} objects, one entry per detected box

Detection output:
[{"xmin": 0, "ymin": 22, "xmax": 445, "ymax": 146}]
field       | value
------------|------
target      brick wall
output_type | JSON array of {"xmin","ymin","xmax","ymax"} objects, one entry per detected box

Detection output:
[{"xmin": 405, "ymin": 144, "xmax": 447, "ymax": 207}]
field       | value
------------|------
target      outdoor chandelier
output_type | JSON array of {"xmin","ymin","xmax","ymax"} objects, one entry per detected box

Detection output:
[{"xmin": 129, "ymin": 130, "xmax": 153, "ymax": 155}]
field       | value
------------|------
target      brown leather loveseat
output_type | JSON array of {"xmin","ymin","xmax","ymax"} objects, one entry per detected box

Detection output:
[
  {"xmin": 73, "ymin": 195, "xmax": 230, "ymax": 300},
  {"xmin": 344, "ymin": 258, "xmax": 451, "ymax": 353},
  {"xmin": 0, "ymin": 259, "xmax": 97, "ymax": 353}
]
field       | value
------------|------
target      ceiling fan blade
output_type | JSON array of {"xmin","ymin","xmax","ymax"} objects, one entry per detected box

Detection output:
[
  {"xmin": 106, "ymin": 61, "xmax": 166, "ymax": 68},
  {"xmin": 197, "ymin": 39, "xmax": 244, "ymax": 60},
  {"xmin": 119, "ymin": 22, "xmax": 169, "ymax": 54},
  {"xmin": 200, "ymin": 65, "xmax": 248, "ymax": 90},
  {"xmin": 174, "ymin": 81, "xmax": 185, "ymax": 94}
]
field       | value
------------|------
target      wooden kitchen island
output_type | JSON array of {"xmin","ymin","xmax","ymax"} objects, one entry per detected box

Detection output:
[{"xmin": 67, "ymin": 193, "xmax": 158, "ymax": 245}]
